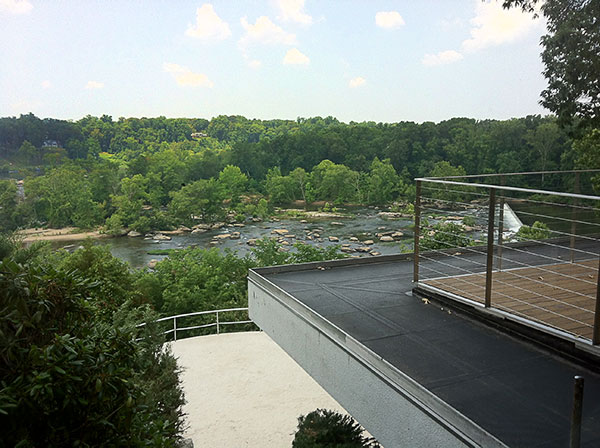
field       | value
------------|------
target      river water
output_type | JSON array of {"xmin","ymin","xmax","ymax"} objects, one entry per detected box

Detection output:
[{"xmin": 78, "ymin": 208, "xmax": 414, "ymax": 269}]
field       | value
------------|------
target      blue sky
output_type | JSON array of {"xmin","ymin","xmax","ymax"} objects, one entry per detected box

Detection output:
[{"xmin": 0, "ymin": 0, "xmax": 547, "ymax": 123}]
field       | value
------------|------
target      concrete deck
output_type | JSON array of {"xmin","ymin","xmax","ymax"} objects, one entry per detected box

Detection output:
[{"xmin": 170, "ymin": 332, "xmax": 346, "ymax": 447}]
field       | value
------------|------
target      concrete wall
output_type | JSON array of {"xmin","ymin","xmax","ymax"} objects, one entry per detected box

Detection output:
[{"xmin": 248, "ymin": 273, "xmax": 504, "ymax": 448}]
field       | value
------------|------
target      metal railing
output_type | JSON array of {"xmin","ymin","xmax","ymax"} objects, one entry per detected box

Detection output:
[
  {"xmin": 413, "ymin": 170, "xmax": 600, "ymax": 345},
  {"xmin": 138, "ymin": 307, "xmax": 255, "ymax": 341}
]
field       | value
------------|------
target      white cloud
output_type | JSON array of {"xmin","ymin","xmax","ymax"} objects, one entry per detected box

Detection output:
[
  {"xmin": 163, "ymin": 62, "xmax": 214, "ymax": 88},
  {"xmin": 375, "ymin": 11, "xmax": 405, "ymax": 29},
  {"xmin": 422, "ymin": 50, "xmax": 464, "ymax": 67},
  {"xmin": 0, "ymin": 0, "xmax": 32, "ymax": 15},
  {"xmin": 248, "ymin": 59, "xmax": 262, "ymax": 69},
  {"xmin": 462, "ymin": 0, "xmax": 540, "ymax": 52},
  {"xmin": 274, "ymin": 0, "xmax": 312, "ymax": 25},
  {"xmin": 239, "ymin": 16, "xmax": 296, "ymax": 48},
  {"xmin": 283, "ymin": 48, "xmax": 309, "ymax": 65},
  {"xmin": 41, "ymin": 80, "xmax": 52, "ymax": 89},
  {"xmin": 349, "ymin": 77, "xmax": 366, "ymax": 88},
  {"xmin": 186, "ymin": 3, "xmax": 231, "ymax": 40},
  {"xmin": 85, "ymin": 81, "xmax": 104, "ymax": 90}
]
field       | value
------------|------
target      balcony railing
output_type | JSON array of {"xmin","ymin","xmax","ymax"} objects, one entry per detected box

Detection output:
[
  {"xmin": 138, "ymin": 307, "xmax": 256, "ymax": 341},
  {"xmin": 413, "ymin": 170, "xmax": 600, "ymax": 345}
]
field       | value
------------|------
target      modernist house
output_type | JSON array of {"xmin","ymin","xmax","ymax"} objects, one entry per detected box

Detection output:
[{"xmin": 249, "ymin": 170, "xmax": 600, "ymax": 448}]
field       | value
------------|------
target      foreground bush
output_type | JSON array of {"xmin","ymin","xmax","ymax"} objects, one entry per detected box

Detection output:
[
  {"xmin": 0, "ymin": 238, "xmax": 185, "ymax": 447},
  {"xmin": 292, "ymin": 409, "xmax": 380, "ymax": 448}
]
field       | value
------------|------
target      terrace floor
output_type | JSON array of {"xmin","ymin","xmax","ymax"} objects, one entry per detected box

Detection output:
[
  {"xmin": 424, "ymin": 259, "xmax": 597, "ymax": 340},
  {"xmin": 254, "ymin": 247, "xmax": 600, "ymax": 447}
]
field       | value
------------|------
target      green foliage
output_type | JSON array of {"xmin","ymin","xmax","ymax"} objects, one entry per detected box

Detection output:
[
  {"xmin": 23, "ymin": 166, "xmax": 104, "ymax": 228},
  {"xmin": 462, "ymin": 215, "xmax": 476, "ymax": 227},
  {"xmin": 516, "ymin": 221, "xmax": 551, "ymax": 241},
  {"xmin": 420, "ymin": 221, "xmax": 474, "ymax": 251},
  {"xmin": 0, "ymin": 246, "xmax": 185, "ymax": 447},
  {"xmin": 136, "ymin": 247, "xmax": 255, "ymax": 316},
  {"xmin": 292, "ymin": 409, "xmax": 380, "ymax": 448},
  {"xmin": 0, "ymin": 180, "xmax": 17, "ymax": 231},
  {"xmin": 366, "ymin": 157, "xmax": 401, "ymax": 205}
]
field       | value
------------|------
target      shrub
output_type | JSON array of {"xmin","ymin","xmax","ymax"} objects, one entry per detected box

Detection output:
[
  {"xmin": 292, "ymin": 409, "xmax": 380, "ymax": 448},
  {"xmin": 516, "ymin": 221, "xmax": 551, "ymax": 241},
  {"xmin": 0, "ymin": 244, "xmax": 185, "ymax": 447},
  {"xmin": 420, "ymin": 221, "xmax": 473, "ymax": 251}
]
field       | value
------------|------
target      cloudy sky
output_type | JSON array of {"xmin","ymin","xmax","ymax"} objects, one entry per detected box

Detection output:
[{"xmin": 0, "ymin": 0, "xmax": 547, "ymax": 123}]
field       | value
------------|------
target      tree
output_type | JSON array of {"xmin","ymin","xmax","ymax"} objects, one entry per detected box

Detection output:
[
  {"xmin": 525, "ymin": 121, "xmax": 562, "ymax": 182},
  {"xmin": 168, "ymin": 178, "xmax": 224, "ymax": 224},
  {"xmin": 366, "ymin": 157, "xmax": 401, "ymax": 205},
  {"xmin": 218, "ymin": 165, "xmax": 248, "ymax": 204},
  {"xmin": 24, "ymin": 166, "xmax": 103, "ymax": 228},
  {"xmin": 17, "ymin": 140, "xmax": 39, "ymax": 164},
  {"xmin": 311, "ymin": 160, "xmax": 359, "ymax": 204},
  {"xmin": 503, "ymin": 0, "xmax": 600, "ymax": 129}
]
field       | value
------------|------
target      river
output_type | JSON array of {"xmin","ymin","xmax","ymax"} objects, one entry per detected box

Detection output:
[{"xmin": 60, "ymin": 207, "xmax": 415, "ymax": 269}]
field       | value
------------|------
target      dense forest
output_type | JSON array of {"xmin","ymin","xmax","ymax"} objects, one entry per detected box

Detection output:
[{"xmin": 0, "ymin": 112, "xmax": 590, "ymax": 233}]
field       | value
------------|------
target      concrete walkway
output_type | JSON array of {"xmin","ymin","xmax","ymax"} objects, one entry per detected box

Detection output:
[{"xmin": 170, "ymin": 331, "xmax": 346, "ymax": 447}]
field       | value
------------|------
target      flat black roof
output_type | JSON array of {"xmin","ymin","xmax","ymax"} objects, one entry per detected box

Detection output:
[{"xmin": 260, "ymin": 255, "xmax": 600, "ymax": 448}]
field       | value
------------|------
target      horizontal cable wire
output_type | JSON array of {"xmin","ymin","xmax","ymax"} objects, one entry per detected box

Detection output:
[
  {"xmin": 421, "ymin": 244, "xmax": 595, "ymax": 302},
  {"xmin": 420, "ymin": 256, "xmax": 593, "ymax": 329}
]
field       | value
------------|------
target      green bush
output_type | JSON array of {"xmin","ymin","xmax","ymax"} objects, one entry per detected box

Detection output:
[
  {"xmin": 516, "ymin": 221, "xmax": 551, "ymax": 241},
  {"xmin": 420, "ymin": 221, "xmax": 474, "ymax": 251},
  {"xmin": 0, "ymin": 242, "xmax": 185, "ymax": 447},
  {"xmin": 292, "ymin": 409, "xmax": 380, "ymax": 448}
]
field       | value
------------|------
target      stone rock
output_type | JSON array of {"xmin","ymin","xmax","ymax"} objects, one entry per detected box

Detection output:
[
  {"xmin": 233, "ymin": 223, "xmax": 245, "ymax": 227},
  {"xmin": 209, "ymin": 241, "xmax": 219, "ymax": 246},
  {"xmin": 356, "ymin": 246, "xmax": 371, "ymax": 253},
  {"xmin": 281, "ymin": 240, "xmax": 290, "ymax": 245},
  {"xmin": 271, "ymin": 229, "xmax": 289, "ymax": 235},
  {"xmin": 192, "ymin": 223, "xmax": 211, "ymax": 230},
  {"xmin": 328, "ymin": 236, "xmax": 339, "ymax": 242},
  {"xmin": 153, "ymin": 234, "xmax": 171, "ymax": 241},
  {"xmin": 300, "ymin": 219, "xmax": 308, "ymax": 223},
  {"xmin": 363, "ymin": 240, "xmax": 374, "ymax": 245},
  {"xmin": 191, "ymin": 228, "xmax": 207, "ymax": 234},
  {"xmin": 284, "ymin": 234, "xmax": 295, "ymax": 239},
  {"xmin": 246, "ymin": 238, "xmax": 258, "ymax": 246},
  {"xmin": 211, "ymin": 222, "xmax": 225, "ymax": 229},
  {"xmin": 377, "ymin": 226, "xmax": 386, "ymax": 230},
  {"xmin": 306, "ymin": 235, "xmax": 313, "ymax": 240},
  {"xmin": 313, "ymin": 233, "xmax": 320, "ymax": 238},
  {"xmin": 251, "ymin": 217, "xmax": 262, "ymax": 222},
  {"xmin": 391, "ymin": 231, "xmax": 404, "ymax": 238},
  {"xmin": 147, "ymin": 259, "xmax": 158, "ymax": 269},
  {"xmin": 331, "ymin": 221, "xmax": 344, "ymax": 226},
  {"xmin": 179, "ymin": 226, "xmax": 191, "ymax": 232},
  {"xmin": 230, "ymin": 232, "xmax": 241, "ymax": 239},
  {"xmin": 380, "ymin": 235, "xmax": 394, "ymax": 242},
  {"xmin": 349, "ymin": 237, "xmax": 359, "ymax": 242},
  {"xmin": 127, "ymin": 230, "xmax": 142, "ymax": 237},
  {"xmin": 370, "ymin": 251, "xmax": 382, "ymax": 256},
  {"xmin": 341, "ymin": 246, "xmax": 354, "ymax": 253},
  {"xmin": 213, "ymin": 233, "xmax": 231, "ymax": 240}
]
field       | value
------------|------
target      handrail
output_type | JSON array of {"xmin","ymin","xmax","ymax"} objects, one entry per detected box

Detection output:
[
  {"xmin": 414, "ymin": 170, "xmax": 600, "ymax": 345},
  {"xmin": 138, "ymin": 307, "xmax": 254, "ymax": 341}
]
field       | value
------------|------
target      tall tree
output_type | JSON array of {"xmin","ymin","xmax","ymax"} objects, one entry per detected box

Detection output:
[{"xmin": 503, "ymin": 0, "xmax": 600, "ymax": 129}]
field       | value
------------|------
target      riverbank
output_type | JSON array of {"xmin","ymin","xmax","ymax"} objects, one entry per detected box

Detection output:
[{"xmin": 18, "ymin": 227, "xmax": 111, "ymax": 243}]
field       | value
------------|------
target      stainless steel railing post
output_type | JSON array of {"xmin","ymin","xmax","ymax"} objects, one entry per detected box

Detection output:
[
  {"xmin": 569, "ymin": 376, "xmax": 584, "ymax": 448},
  {"xmin": 413, "ymin": 180, "xmax": 422, "ymax": 284},
  {"xmin": 485, "ymin": 188, "xmax": 496, "ymax": 308}
]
